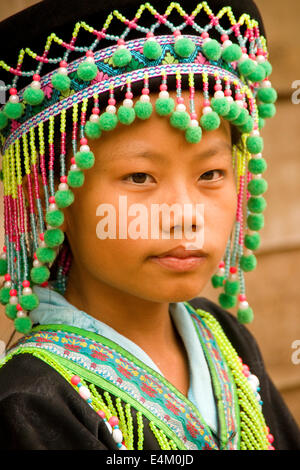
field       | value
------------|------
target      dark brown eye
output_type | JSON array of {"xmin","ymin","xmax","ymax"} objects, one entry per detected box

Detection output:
[
  {"xmin": 200, "ymin": 170, "xmax": 225, "ymax": 181},
  {"xmin": 126, "ymin": 173, "xmax": 152, "ymax": 184}
]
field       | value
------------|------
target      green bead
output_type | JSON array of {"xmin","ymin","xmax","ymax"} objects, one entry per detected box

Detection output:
[
  {"xmin": 258, "ymin": 103, "xmax": 276, "ymax": 119},
  {"xmin": 237, "ymin": 306, "xmax": 254, "ymax": 324},
  {"xmin": 75, "ymin": 150, "xmax": 95, "ymax": 170},
  {"xmin": 117, "ymin": 105, "xmax": 136, "ymax": 125},
  {"xmin": 185, "ymin": 126, "xmax": 202, "ymax": 143},
  {"xmin": 222, "ymin": 43, "xmax": 242, "ymax": 62},
  {"xmin": 0, "ymin": 287, "xmax": 10, "ymax": 305},
  {"xmin": 36, "ymin": 246, "xmax": 56, "ymax": 264},
  {"xmin": 224, "ymin": 101, "xmax": 241, "ymax": 121},
  {"xmin": 240, "ymin": 254, "xmax": 257, "ymax": 272},
  {"xmin": 67, "ymin": 169, "xmax": 85, "ymax": 188},
  {"xmin": 238, "ymin": 58, "xmax": 256, "ymax": 77},
  {"xmin": 30, "ymin": 265, "xmax": 50, "ymax": 284},
  {"xmin": 77, "ymin": 62, "xmax": 98, "ymax": 81},
  {"xmin": 170, "ymin": 110, "xmax": 190, "ymax": 130},
  {"xmin": 99, "ymin": 112, "xmax": 118, "ymax": 131},
  {"xmin": 51, "ymin": 73, "xmax": 71, "ymax": 92},
  {"xmin": 0, "ymin": 111, "xmax": 8, "ymax": 130},
  {"xmin": 85, "ymin": 121, "xmax": 102, "ymax": 139},
  {"xmin": 5, "ymin": 303, "xmax": 17, "ymax": 320},
  {"xmin": 44, "ymin": 228, "xmax": 64, "ymax": 248},
  {"xmin": 246, "ymin": 135, "xmax": 264, "ymax": 154},
  {"xmin": 210, "ymin": 97, "xmax": 230, "ymax": 116},
  {"xmin": 247, "ymin": 64, "xmax": 266, "ymax": 82},
  {"xmin": 219, "ymin": 292, "xmax": 237, "ymax": 309},
  {"xmin": 174, "ymin": 37, "xmax": 195, "ymax": 58},
  {"xmin": 211, "ymin": 274, "xmax": 225, "ymax": 288},
  {"xmin": 143, "ymin": 39, "xmax": 162, "ymax": 60},
  {"xmin": 257, "ymin": 87, "xmax": 277, "ymax": 104},
  {"xmin": 0, "ymin": 257, "xmax": 7, "ymax": 275},
  {"xmin": 260, "ymin": 60, "xmax": 272, "ymax": 77},
  {"xmin": 14, "ymin": 316, "xmax": 32, "ymax": 334},
  {"xmin": 112, "ymin": 47, "xmax": 132, "ymax": 68},
  {"xmin": 55, "ymin": 189, "xmax": 74, "ymax": 208},
  {"xmin": 4, "ymin": 101, "xmax": 24, "ymax": 119},
  {"xmin": 19, "ymin": 293, "xmax": 39, "ymax": 311},
  {"xmin": 200, "ymin": 111, "xmax": 220, "ymax": 131},
  {"xmin": 23, "ymin": 87, "xmax": 45, "ymax": 106},
  {"xmin": 247, "ymin": 196, "xmax": 267, "ymax": 214},
  {"xmin": 224, "ymin": 279, "xmax": 240, "ymax": 296},
  {"xmin": 247, "ymin": 178, "xmax": 268, "ymax": 196},
  {"xmin": 247, "ymin": 213, "xmax": 265, "ymax": 230},
  {"xmin": 238, "ymin": 116, "xmax": 254, "ymax": 134},
  {"xmin": 134, "ymin": 100, "xmax": 153, "ymax": 120},
  {"xmin": 202, "ymin": 39, "xmax": 222, "ymax": 61},
  {"xmin": 155, "ymin": 97, "xmax": 175, "ymax": 116},
  {"xmin": 232, "ymin": 108, "xmax": 249, "ymax": 126},
  {"xmin": 244, "ymin": 232, "xmax": 261, "ymax": 250},
  {"xmin": 45, "ymin": 209, "xmax": 64, "ymax": 227},
  {"xmin": 248, "ymin": 158, "xmax": 267, "ymax": 174}
]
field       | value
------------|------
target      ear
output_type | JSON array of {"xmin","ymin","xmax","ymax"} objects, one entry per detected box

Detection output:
[{"xmin": 22, "ymin": 172, "xmax": 68, "ymax": 234}]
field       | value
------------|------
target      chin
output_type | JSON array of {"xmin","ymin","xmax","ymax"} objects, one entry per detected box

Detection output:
[{"xmin": 146, "ymin": 281, "xmax": 205, "ymax": 304}]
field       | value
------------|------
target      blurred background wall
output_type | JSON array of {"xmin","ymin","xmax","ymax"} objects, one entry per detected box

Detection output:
[{"xmin": 0, "ymin": 0, "xmax": 299, "ymax": 427}]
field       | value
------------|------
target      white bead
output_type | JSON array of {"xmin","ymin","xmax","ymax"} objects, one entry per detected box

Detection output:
[
  {"xmin": 251, "ymin": 129, "xmax": 260, "ymax": 137},
  {"xmin": 214, "ymin": 90, "xmax": 224, "ymax": 99},
  {"xmin": 58, "ymin": 67, "xmax": 68, "ymax": 75},
  {"xmin": 78, "ymin": 386, "xmax": 91, "ymax": 400},
  {"xmin": 80, "ymin": 144, "xmax": 90, "ymax": 153},
  {"xmin": 236, "ymin": 100, "xmax": 244, "ymax": 108},
  {"xmin": 9, "ymin": 296, "xmax": 18, "ymax": 305},
  {"xmin": 4, "ymin": 281, "xmax": 12, "ymax": 288},
  {"xmin": 9, "ymin": 95, "xmax": 19, "ymax": 103},
  {"xmin": 253, "ymin": 173, "xmax": 262, "ymax": 179},
  {"xmin": 262, "ymin": 80, "xmax": 271, "ymax": 88},
  {"xmin": 223, "ymin": 40, "xmax": 232, "ymax": 48},
  {"xmin": 239, "ymin": 300, "xmax": 249, "ymax": 310},
  {"xmin": 22, "ymin": 287, "xmax": 32, "ymax": 295},
  {"xmin": 203, "ymin": 37, "xmax": 211, "ymax": 44},
  {"xmin": 70, "ymin": 164, "xmax": 78, "ymax": 171},
  {"xmin": 248, "ymin": 374, "xmax": 260, "ymax": 390},
  {"xmin": 159, "ymin": 90, "xmax": 169, "ymax": 99},
  {"xmin": 202, "ymin": 106, "xmax": 212, "ymax": 114},
  {"xmin": 120, "ymin": 445, "xmax": 127, "ymax": 450},
  {"xmin": 90, "ymin": 114, "xmax": 100, "ymax": 123},
  {"xmin": 17, "ymin": 310, "xmax": 27, "ymax": 318},
  {"xmin": 85, "ymin": 56, "xmax": 95, "ymax": 63},
  {"xmin": 190, "ymin": 119, "xmax": 199, "ymax": 127},
  {"xmin": 105, "ymin": 421, "xmax": 112, "ymax": 434},
  {"xmin": 118, "ymin": 45, "xmax": 126, "ymax": 50},
  {"xmin": 58, "ymin": 182, "xmax": 69, "ymax": 191},
  {"xmin": 33, "ymin": 259, "xmax": 42, "ymax": 267},
  {"xmin": 238, "ymin": 53, "xmax": 249, "ymax": 63},
  {"xmin": 106, "ymin": 105, "xmax": 116, "ymax": 114},
  {"xmin": 230, "ymin": 273, "xmax": 237, "ymax": 281},
  {"xmin": 0, "ymin": 253, "xmax": 6, "ymax": 260},
  {"xmin": 112, "ymin": 428, "xmax": 123, "ymax": 443},
  {"xmin": 140, "ymin": 94, "xmax": 150, "ymax": 103},
  {"xmin": 176, "ymin": 103, "xmax": 186, "ymax": 112},
  {"xmin": 256, "ymin": 55, "xmax": 265, "ymax": 64},
  {"xmin": 226, "ymin": 96, "xmax": 233, "ymax": 102},
  {"xmin": 49, "ymin": 203, "xmax": 58, "ymax": 211},
  {"xmin": 252, "ymin": 153, "xmax": 262, "ymax": 159},
  {"xmin": 31, "ymin": 80, "xmax": 41, "ymax": 90},
  {"xmin": 39, "ymin": 241, "xmax": 47, "ymax": 248},
  {"xmin": 218, "ymin": 268, "xmax": 225, "ymax": 275},
  {"xmin": 123, "ymin": 98, "xmax": 133, "ymax": 108},
  {"xmin": 244, "ymin": 249, "xmax": 253, "ymax": 256}
]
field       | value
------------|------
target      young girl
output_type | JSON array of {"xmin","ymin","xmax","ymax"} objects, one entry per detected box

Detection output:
[{"xmin": 0, "ymin": 0, "xmax": 299, "ymax": 450}]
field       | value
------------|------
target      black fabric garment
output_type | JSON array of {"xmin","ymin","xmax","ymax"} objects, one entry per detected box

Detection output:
[{"xmin": 0, "ymin": 296, "xmax": 299, "ymax": 450}]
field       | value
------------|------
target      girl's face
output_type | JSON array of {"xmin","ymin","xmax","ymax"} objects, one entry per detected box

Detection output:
[{"xmin": 64, "ymin": 91, "xmax": 237, "ymax": 303}]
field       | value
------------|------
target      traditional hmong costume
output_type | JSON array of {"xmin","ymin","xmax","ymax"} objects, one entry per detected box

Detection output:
[{"xmin": 0, "ymin": 0, "xmax": 299, "ymax": 450}]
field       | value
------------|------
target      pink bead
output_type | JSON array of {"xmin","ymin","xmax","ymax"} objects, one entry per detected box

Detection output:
[
  {"xmin": 190, "ymin": 112, "xmax": 197, "ymax": 120},
  {"xmin": 146, "ymin": 32, "xmax": 154, "ymax": 38},
  {"xmin": 92, "ymin": 107, "xmax": 100, "ymax": 115},
  {"xmin": 177, "ymin": 97, "xmax": 184, "ymax": 104},
  {"xmin": 249, "ymin": 53, "xmax": 256, "ymax": 60},
  {"xmin": 201, "ymin": 32, "xmax": 209, "ymax": 39},
  {"xmin": 33, "ymin": 74, "xmax": 40, "ymax": 81},
  {"xmin": 16, "ymin": 304, "xmax": 23, "ymax": 311},
  {"xmin": 221, "ymin": 34, "xmax": 229, "ymax": 42},
  {"xmin": 241, "ymin": 47, "xmax": 247, "ymax": 53},
  {"xmin": 235, "ymin": 93, "xmax": 243, "ymax": 101},
  {"xmin": 4, "ymin": 274, "xmax": 11, "ymax": 281},
  {"xmin": 49, "ymin": 196, "xmax": 55, "ymax": 204},
  {"xmin": 97, "ymin": 410, "xmax": 106, "ymax": 418},
  {"xmin": 60, "ymin": 60, "xmax": 68, "ymax": 68},
  {"xmin": 40, "ymin": 281, "xmax": 48, "ymax": 288},
  {"xmin": 224, "ymin": 89, "xmax": 232, "ymax": 96},
  {"xmin": 39, "ymin": 233, "xmax": 44, "ymax": 241},
  {"xmin": 71, "ymin": 375, "xmax": 81, "ymax": 386},
  {"xmin": 160, "ymin": 84, "xmax": 167, "ymax": 91},
  {"xmin": 125, "ymin": 91, "xmax": 133, "ymax": 99},
  {"xmin": 142, "ymin": 88, "xmax": 150, "ymax": 95},
  {"xmin": 3, "ymin": 246, "xmax": 7, "ymax": 253},
  {"xmin": 108, "ymin": 98, "xmax": 116, "ymax": 106},
  {"xmin": 219, "ymin": 261, "xmax": 225, "ymax": 268},
  {"xmin": 108, "ymin": 416, "xmax": 119, "ymax": 427},
  {"xmin": 80, "ymin": 137, "xmax": 88, "ymax": 145},
  {"xmin": 230, "ymin": 267, "xmax": 237, "ymax": 274},
  {"xmin": 22, "ymin": 280, "xmax": 30, "ymax": 288},
  {"xmin": 60, "ymin": 176, "xmax": 67, "ymax": 183},
  {"xmin": 117, "ymin": 38, "xmax": 125, "ymax": 46},
  {"xmin": 10, "ymin": 289, "xmax": 17, "ymax": 296},
  {"xmin": 71, "ymin": 157, "xmax": 75, "ymax": 164},
  {"xmin": 9, "ymin": 88, "xmax": 17, "ymax": 95},
  {"xmin": 86, "ymin": 50, "xmax": 94, "ymax": 58},
  {"xmin": 33, "ymin": 252, "xmax": 37, "ymax": 260},
  {"xmin": 173, "ymin": 30, "xmax": 181, "ymax": 38},
  {"xmin": 203, "ymin": 99, "xmax": 210, "ymax": 107},
  {"xmin": 214, "ymin": 84, "xmax": 222, "ymax": 91},
  {"xmin": 268, "ymin": 445, "xmax": 275, "ymax": 450},
  {"xmin": 239, "ymin": 294, "xmax": 247, "ymax": 302},
  {"xmin": 267, "ymin": 434, "xmax": 274, "ymax": 443}
]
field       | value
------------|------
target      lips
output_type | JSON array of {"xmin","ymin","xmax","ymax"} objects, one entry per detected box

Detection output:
[
  {"xmin": 150, "ymin": 245, "xmax": 208, "ymax": 273},
  {"xmin": 155, "ymin": 245, "xmax": 208, "ymax": 259}
]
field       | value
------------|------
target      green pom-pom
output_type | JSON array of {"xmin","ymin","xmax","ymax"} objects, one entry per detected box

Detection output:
[
  {"xmin": 232, "ymin": 108, "xmax": 249, "ymax": 127},
  {"xmin": 238, "ymin": 58, "xmax": 256, "ymax": 77},
  {"xmin": 200, "ymin": 111, "xmax": 220, "ymax": 131},
  {"xmin": 99, "ymin": 112, "xmax": 118, "ymax": 131},
  {"xmin": 14, "ymin": 316, "xmax": 32, "ymax": 334},
  {"xmin": 5, "ymin": 304, "xmax": 17, "ymax": 320},
  {"xmin": 134, "ymin": 100, "xmax": 153, "ymax": 120},
  {"xmin": 0, "ymin": 111, "xmax": 8, "ymax": 130},
  {"xmin": 4, "ymin": 102, "xmax": 24, "ymax": 119},
  {"xmin": 51, "ymin": 73, "xmax": 71, "ymax": 92},
  {"xmin": 237, "ymin": 306, "xmax": 254, "ymax": 324},
  {"xmin": 211, "ymin": 97, "xmax": 230, "ymax": 116},
  {"xmin": 246, "ymin": 135, "xmax": 264, "ymax": 154},
  {"xmin": 85, "ymin": 121, "xmax": 102, "ymax": 139},
  {"xmin": 185, "ymin": 126, "xmax": 202, "ymax": 144},
  {"xmin": 211, "ymin": 274, "xmax": 225, "ymax": 288},
  {"xmin": 247, "ymin": 213, "xmax": 265, "ymax": 231},
  {"xmin": 117, "ymin": 105, "xmax": 136, "ymax": 125},
  {"xmin": 170, "ymin": 111, "xmax": 190, "ymax": 130},
  {"xmin": 45, "ymin": 209, "xmax": 64, "ymax": 227},
  {"xmin": 224, "ymin": 101, "xmax": 241, "ymax": 121},
  {"xmin": 112, "ymin": 47, "xmax": 132, "ymax": 68},
  {"xmin": 222, "ymin": 43, "xmax": 242, "ymax": 62},
  {"xmin": 247, "ymin": 65, "xmax": 266, "ymax": 83},
  {"xmin": 30, "ymin": 265, "xmax": 50, "ymax": 284},
  {"xmin": 219, "ymin": 292, "xmax": 237, "ymax": 309},
  {"xmin": 224, "ymin": 279, "xmax": 240, "ymax": 296},
  {"xmin": 238, "ymin": 116, "xmax": 254, "ymax": 134},
  {"xmin": 260, "ymin": 61, "xmax": 272, "ymax": 77},
  {"xmin": 77, "ymin": 62, "xmax": 98, "ymax": 81},
  {"xmin": 36, "ymin": 246, "xmax": 56, "ymax": 264},
  {"xmin": 55, "ymin": 189, "xmax": 74, "ymax": 208},
  {"xmin": 248, "ymin": 157, "xmax": 267, "ymax": 174},
  {"xmin": 258, "ymin": 117, "xmax": 265, "ymax": 130},
  {"xmin": 0, "ymin": 287, "xmax": 10, "ymax": 305},
  {"xmin": 20, "ymin": 293, "xmax": 39, "ymax": 311},
  {"xmin": 240, "ymin": 254, "xmax": 257, "ymax": 272},
  {"xmin": 244, "ymin": 232, "xmax": 261, "ymax": 251},
  {"xmin": 44, "ymin": 228, "xmax": 64, "ymax": 248},
  {"xmin": 75, "ymin": 150, "xmax": 95, "ymax": 170},
  {"xmin": 155, "ymin": 97, "xmax": 175, "ymax": 116},
  {"xmin": 247, "ymin": 178, "xmax": 268, "ymax": 196},
  {"xmin": 202, "ymin": 39, "xmax": 222, "ymax": 61},
  {"xmin": 257, "ymin": 87, "xmax": 277, "ymax": 104},
  {"xmin": 247, "ymin": 196, "xmax": 267, "ymax": 214},
  {"xmin": 143, "ymin": 39, "xmax": 162, "ymax": 60},
  {"xmin": 0, "ymin": 257, "xmax": 7, "ymax": 275},
  {"xmin": 174, "ymin": 37, "xmax": 195, "ymax": 58},
  {"xmin": 67, "ymin": 169, "xmax": 85, "ymax": 188},
  {"xmin": 258, "ymin": 103, "xmax": 276, "ymax": 119},
  {"xmin": 23, "ymin": 87, "xmax": 45, "ymax": 106}
]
